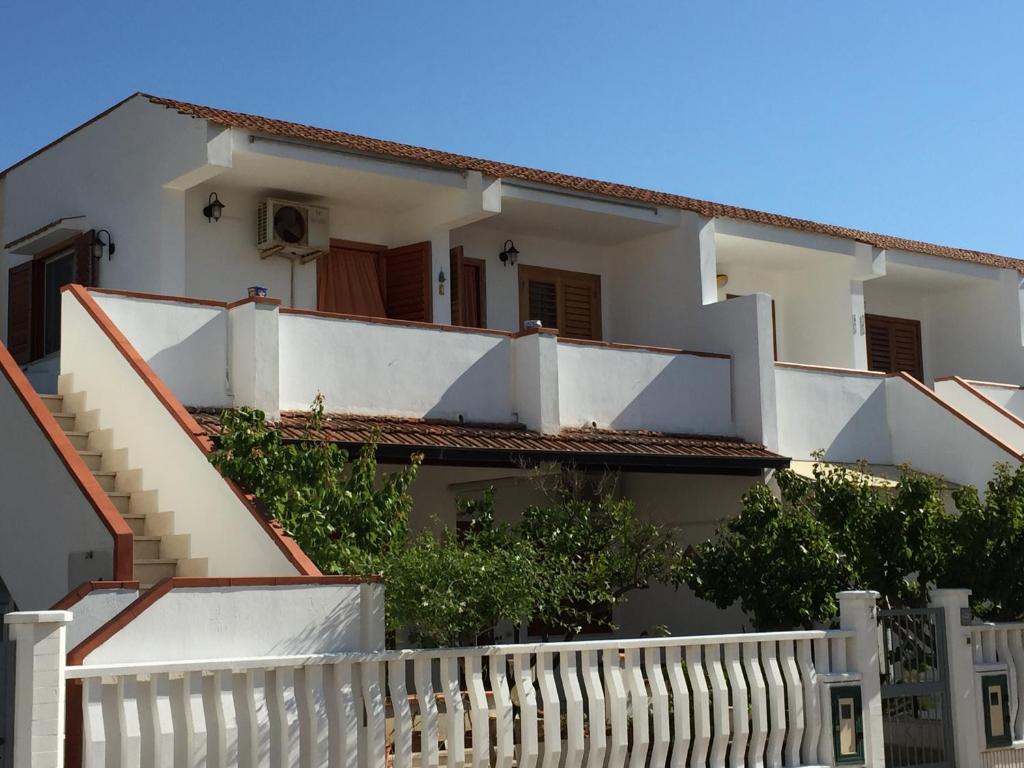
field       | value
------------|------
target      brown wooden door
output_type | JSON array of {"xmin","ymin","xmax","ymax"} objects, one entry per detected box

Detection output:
[
  {"xmin": 450, "ymin": 246, "xmax": 486, "ymax": 329},
  {"xmin": 518, "ymin": 265, "xmax": 601, "ymax": 340},
  {"xmin": 381, "ymin": 241, "xmax": 432, "ymax": 322},
  {"xmin": 317, "ymin": 241, "xmax": 386, "ymax": 317},
  {"xmin": 865, "ymin": 313, "xmax": 924, "ymax": 380}
]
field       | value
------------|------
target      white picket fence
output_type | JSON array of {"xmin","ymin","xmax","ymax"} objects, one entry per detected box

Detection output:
[{"xmin": 5, "ymin": 592, "xmax": 886, "ymax": 768}]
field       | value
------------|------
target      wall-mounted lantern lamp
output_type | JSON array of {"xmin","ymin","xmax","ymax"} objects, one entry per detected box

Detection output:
[
  {"xmin": 499, "ymin": 239, "xmax": 519, "ymax": 267},
  {"xmin": 716, "ymin": 273, "xmax": 729, "ymax": 288},
  {"xmin": 92, "ymin": 229, "xmax": 116, "ymax": 261},
  {"xmin": 438, "ymin": 269, "xmax": 447, "ymax": 295},
  {"xmin": 203, "ymin": 192, "xmax": 226, "ymax": 222}
]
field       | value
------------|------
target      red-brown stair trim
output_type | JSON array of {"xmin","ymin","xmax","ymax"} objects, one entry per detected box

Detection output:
[
  {"xmin": 51, "ymin": 580, "xmax": 140, "ymax": 610},
  {"xmin": 0, "ymin": 339, "xmax": 133, "ymax": 580},
  {"xmin": 63, "ymin": 284, "xmax": 320, "ymax": 576}
]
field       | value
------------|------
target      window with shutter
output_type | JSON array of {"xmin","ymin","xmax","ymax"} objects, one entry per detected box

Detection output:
[
  {"xmin": 7, "ymin": 262, "xmax": 33, "ymax": 364},
  {"xmin": 518, "ymin": 265, "xmax": 601, "ymax": 340},
  {"xmin": 865, "ymin": 314, "xmax": 924, "ymax": 381},
  {"xmin": 381, "ymin": 242, "xmax": 432, "ymax": 322}
]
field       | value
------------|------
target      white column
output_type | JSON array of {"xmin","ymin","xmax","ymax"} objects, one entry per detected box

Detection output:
[
  {"xmin": 511, "ymin": 328, "xmax": 560, "ymax": 433},
  {"xmin": 930, "ymin": 588, "xmax": 980, "ymax": 768},
  {"xmin": 4, "ymin": 610, "xmax": 73, "ymax": 768},
  {"xmin": 837, "ymin": 591, "xmax": 884, "ymax": 768},
  {"xmin": 429, "ymin": 230, "xmax": 451, "ymax": 326},
  {"xmin": 228, "ymin": 297, "xmax": 281, "ymax": 419},
  {"xmin": 850, "ymin": 281, "xmax": 868, "ymax": 370},
  {"xmin": 360, "ymin": 583, "xmax": 385, "ymax": 652}
]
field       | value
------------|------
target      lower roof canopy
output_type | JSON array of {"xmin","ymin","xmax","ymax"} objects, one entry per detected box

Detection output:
[{"xmin": 190, "ymin": 410, "xmax": 789, "ymax": 476}]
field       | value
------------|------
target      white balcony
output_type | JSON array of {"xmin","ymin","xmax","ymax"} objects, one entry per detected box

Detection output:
[{"xmin": 85, "ymin": 288, "xmax": 738, "ymax": 440}]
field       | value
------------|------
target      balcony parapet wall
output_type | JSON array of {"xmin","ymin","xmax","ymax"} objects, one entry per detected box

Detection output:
[{"xmin": 83, "ymin": 288, "xmax": 737, "ymax": 439}]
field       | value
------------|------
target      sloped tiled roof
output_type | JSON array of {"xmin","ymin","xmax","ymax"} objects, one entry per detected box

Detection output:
[
  {"xmin": 190, "ymin": 410, "xmax": 787, "ymax": 472},
  {"xmin": 141, "ymin": 93, "xmax": 1024, "ymax": 273}
]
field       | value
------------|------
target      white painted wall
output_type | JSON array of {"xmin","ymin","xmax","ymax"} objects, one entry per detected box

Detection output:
[
  {"xmin": 80, "ymin": 583, "xmax": 377, "ymax": 664},
  {"xmin": 0, "ymin": 367, "xmax": 115, "ymax": 609},
  {"xmin": 94, "ymin": 293, "xmax": 231, "ymax": 408},
  {"xmin": 64, "ymin": 588, "xmax": 139, "ymax": 649},
  {"xmin": 775, "ymin": 366, "xmax": 893, "ymax": 463},
  {"xmin": 934, "ymin": 379, "xmax": 1024, "ymax": 454},
  {"xmin": 969, "ymin": 381, "xmax": 1024, "ymax": 422},
  {"xmin": 557, "ymin": 343, "xmax": 733, "ymax": 434},
  {"xmin": 184, "ymin": 183, "xmax": 396, "ymax": 308},
  {"xmin": 279, "ymin": 313, "xmax": 515, "ymax": 421},
  {"xmin": 923, "ymin": 270, "xmax": 1024, "ymax": 384},
  {"xmin": 887, "ymin": 376, "xmax": 1020, "ymax": 490},
  {"xmin": 2, "ymin": 97, "xmax": 214, "ymax": 300},
  {"xmin": 60, "ymin": 291, "xmax": 300, "ymax": 577}
]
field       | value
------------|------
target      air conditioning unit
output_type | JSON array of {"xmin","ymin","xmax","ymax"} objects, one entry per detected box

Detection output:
[{"xmin": 256, "ymin": 198, "xmax": 329, "ymax": 260}]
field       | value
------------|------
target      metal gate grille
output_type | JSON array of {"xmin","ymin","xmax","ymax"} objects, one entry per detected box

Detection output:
[{"xmin": 879, "ymin": 606, "xmax": 956, "ymax": 768}]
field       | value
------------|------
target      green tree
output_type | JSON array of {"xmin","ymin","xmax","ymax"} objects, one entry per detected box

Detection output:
[
  {"xmin": 208, "ymin": 395, "xmax": 420, "ymax": 574},
  {"xmin": 685, "ymin": 463, "xmax": 952, "ymax": 629},
  {"xmin": 385, "ymin": 496, "xmax": 543, "ymax": 646},
  {"xmin": 940, "ymin": 463, "xmax": 1024, "ymax": 621},
  {"xmin": 517, "ymin": 475, "xmax": 688, "ymax": 639}
]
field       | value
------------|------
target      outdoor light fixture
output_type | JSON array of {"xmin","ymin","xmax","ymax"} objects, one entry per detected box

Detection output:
[
  {"xmin": 203, "ymin": 192, "xmax": 226, "ymax": 222},
  {"xmin": 438, "ymin": 269, "xmax": 447, "ymax": 295},
  {"xmin": 716, "ymin": 273, "xmax": 729, "ymax": 288},
  {"xmin": 92, "ymin": 230, "xmax": 116, "ymax": 261},
  {"xmin": 499, "ymin": 239, "xmax": 519, "ymax": 267}
]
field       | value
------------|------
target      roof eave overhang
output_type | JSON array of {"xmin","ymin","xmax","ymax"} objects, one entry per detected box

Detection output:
[{"xmin": 287, "ymin": 439, "xmax": 790, "ymax": 475}]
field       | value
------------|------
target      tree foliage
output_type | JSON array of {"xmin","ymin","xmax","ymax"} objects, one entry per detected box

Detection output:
[
  {"xmin": 685, "ymin": 462, "xmax": 950, "ymax": 629},
  {"xmin": 686, "ymin": 460, "xmax": 1024, "ymax": 629},
  {"xmin": 209, "ymin": 395, "xmax": 420, "ymax": 574},
  {"xmin": 939, "ymin": 464, "xmax": 1024, "ymax": 621}
]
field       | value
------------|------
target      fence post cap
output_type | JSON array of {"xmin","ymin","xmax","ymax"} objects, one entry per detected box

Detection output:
[
  {"xmin": 836, "ymin": 590, "xmax": 881, "ymax": 600},
  {"xmin": 4, "ymin": 610, "xmax": 73, "ymax": 625},
  {"xmin": 929, "ymin": 587, "xmax": 972, "ymax": 598}
]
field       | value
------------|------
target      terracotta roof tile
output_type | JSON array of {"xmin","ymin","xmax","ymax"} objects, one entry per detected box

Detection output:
[
  {"xmin": 144, "ymin": 93, "xmax": 1024, "ymax": 273},
  {"xmin": 190, "ymin": 410, "xmax": 787, "ymax": 470}
]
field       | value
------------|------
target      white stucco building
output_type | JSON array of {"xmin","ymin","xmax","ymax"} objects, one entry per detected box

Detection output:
[{"xmin": 1, "ymin": 92, "xmax": 1023, "ymax": 660}]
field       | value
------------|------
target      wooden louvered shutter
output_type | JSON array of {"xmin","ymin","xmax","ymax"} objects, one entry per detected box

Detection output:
[
  {"xmin": 559, "ymin": 272, "xmax": 601, "ymax": 340},
  {"xmin": 381, "ymin": 241, "xmax": 432, "ymax": 322},
  {"xmin": 519, "ymin": 265, "xmax": 601, "ymax": 340},
  {"xmin": 7, "ymin": 262, "xmax": 33, "ymax": 363},
  {"xmin": 73, "ymin": 229, "xmax": 98, "ymax": 287},
  {"xmin": 449, "ymin": 246, "xmax": 464, "ymax": 326},
  {"xmin": 865, "ymin": 314, "xmax": 923, "ymax": 381}
]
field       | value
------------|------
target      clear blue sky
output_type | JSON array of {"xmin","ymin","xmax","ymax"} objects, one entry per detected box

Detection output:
[{"xmin": 3, "ymin": 2, "xmax": 1022, "ymax": 256}]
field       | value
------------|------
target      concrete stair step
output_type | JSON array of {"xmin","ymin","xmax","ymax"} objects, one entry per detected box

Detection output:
[
  {"xmin": 91, "ymin": 470, "xmax": 117, "ymax": 492},
  {"xmin": 63, "ymin": 431, "xmax": 90, "ymax": 450},
  {"xmin": 133, "ymin": 536, "xmax": 162, "ymax": 560},
  {"xmin": 52, "ymin": 413, "xmax": 76, "ymax": 431},
  {"xmin": 77, "ymin": 450, "xmax": 103, "ymax": 471},
  {"xmin": 133, "ymin": 560, "xmax": 178, "ymax": 585},
  {"xmin": 38, "ymin": 394, "xmax": 64, "ymax": 415},
  {"xmin": 121, "ymin": 513, "xmax": 146, "ymax": 535}
]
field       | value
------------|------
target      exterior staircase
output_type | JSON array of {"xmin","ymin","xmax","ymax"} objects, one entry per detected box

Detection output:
[{"xmin": 37, "ymin": 391, "xmax": 207, "ymax": 589}]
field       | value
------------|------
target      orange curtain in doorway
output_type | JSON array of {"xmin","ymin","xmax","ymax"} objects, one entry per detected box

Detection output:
[{"xmin": 317, "ymin": 246, "xmax": 387, "ymax": 317}]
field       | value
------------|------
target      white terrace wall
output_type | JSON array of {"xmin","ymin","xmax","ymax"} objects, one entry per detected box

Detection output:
[
  {"xmin": 93, "ymin": 292, "xmax": 232, "ymax": 408},
  {"xmin": 887, "ymin": 375, "xmax": 1020, "ymax": 490},
  {"xmin": 970, "ymin": 381, "xmax": 1024, "ymax": 422},
  {"xmin": 557, "ymin": 342, "xmax": 733, "ymax": 434},
  {"xmin": 278, "ymin": 312, "xmax": 515, "ymax": 422},
  {"xmin": 775, "ymin": 365, "xmax": 892, "ymax": 464},
  {"xmin": 63, "ymin": 588, "xmax": 140, "ymax": 650},
  {"xmin": 934, "ymin": 379, "xmax": 1024, "ymax": 455},
  {"xmin": 77, "ymin": 582, "xmax": 382, "ymax": 665},
  {"xmin": 60, "ymin": 290, "xmax": 301, "ymax": 577},
  {"xmin": 0, "ymin": 357, "xmax": 115, "ymax": 610}
]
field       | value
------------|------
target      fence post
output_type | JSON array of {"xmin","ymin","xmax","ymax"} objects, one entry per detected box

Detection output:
[
  {"xmin": 837, "ymin": 591, "xmax": 884, "ymax": 768},
  {"xmin": 930, "ymin": 588, "xmax": 979, "ymax": 768},
  {"xmin": 4, "ymin": 611, "xmax": 72, "ymax": 768}
]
